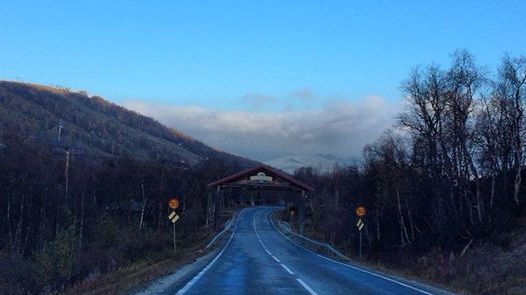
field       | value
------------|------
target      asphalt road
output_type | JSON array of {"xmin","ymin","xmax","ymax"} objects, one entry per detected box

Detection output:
[{"xmin": 175, "ymin": 207, "xmax": 451, "ymax": 295}]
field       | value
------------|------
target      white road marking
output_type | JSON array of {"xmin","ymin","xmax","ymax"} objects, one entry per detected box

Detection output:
[
  {"xmin": 254, "ymin": 208, "xmax": 322, "ymax": 295},
  {"xmin": 280, "ymin": 263, "xmax": 294, "ymax": 275},
  {"xmin": 267, "ymin": 210, "xmax": 436, "ymax": 295},
  {"xmin": 176, "ymin": 209, "xmax": 242, "ymax": 295},
  {"xmin": 296, "ymin": 278, "xmax": 319, "ymax": 295}
]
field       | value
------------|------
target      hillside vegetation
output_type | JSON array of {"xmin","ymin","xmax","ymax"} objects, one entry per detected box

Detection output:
[
  {"xmin": 0, "ymin": 81, "xmax": 254, "ymax": 294},
  {"xmin": 0, "ymin": 81, "xmax": 252, "ymax": 166}
]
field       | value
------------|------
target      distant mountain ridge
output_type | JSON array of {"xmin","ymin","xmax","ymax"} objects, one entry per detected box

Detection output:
[
  {"xmin": 265, "ymin": 153, "xmax": 349, "ymax": 174},
  {"xmin": 0, "ymin": 80, "xmax": 255, "ymax": 167}
]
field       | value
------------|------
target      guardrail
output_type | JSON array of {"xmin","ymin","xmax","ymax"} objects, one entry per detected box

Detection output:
[
  {"xmin": 205, "ymin": 212, "xmax": 237, "ymax": 249},
  {"xmin": 275, "ymin": 219, "xmax": 351, "ymax": 262}
]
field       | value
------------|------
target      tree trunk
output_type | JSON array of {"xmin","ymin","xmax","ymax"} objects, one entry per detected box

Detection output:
[
  {"xmin": 513, "ymin": 163, "xmax": 521, "ymax": 206},
  {"xmin": 396, "ymin": 188, "xmax": 410, "ymax": 246}
]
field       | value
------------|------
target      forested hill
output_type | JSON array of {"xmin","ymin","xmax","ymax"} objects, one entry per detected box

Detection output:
[
  {"xmin": 0, "ymin": 80, "xmax": 254, "ymax": 167},
  {"xmin": 0, "ymin": 80, "xmax": 256, "ymax": 293}
]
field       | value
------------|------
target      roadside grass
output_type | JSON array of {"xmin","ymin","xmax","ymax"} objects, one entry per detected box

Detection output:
[
  {"xmin": 277, "ymin": 211, "xmax": 526, "ymax": 295},
  {"xmin": 372, "ymin": 218, "xmax": 526, "ymax": 295},
  {"xmin": 63, "ymin": 212, "xmax": 235, "ymax": 295},
  {"xmin": 64, "ymin": 235, "xmax": 208, "ymax": 295}
]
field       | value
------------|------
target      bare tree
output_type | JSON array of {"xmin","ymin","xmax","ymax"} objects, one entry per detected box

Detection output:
[{"xmin": 494, "ymin": 56, "xmax": 526, "ymax": 206}]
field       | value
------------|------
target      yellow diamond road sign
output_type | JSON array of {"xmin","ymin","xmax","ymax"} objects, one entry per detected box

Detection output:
[
  {"xmin": 356, "ymin": 218, "xmax": 365, "ymax": 231},
  {"xmin": 168, "ymin": 211, "xmax": 180, "ymax": 224}
]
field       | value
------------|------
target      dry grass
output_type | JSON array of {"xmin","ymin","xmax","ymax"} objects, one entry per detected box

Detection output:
[
  {"xmin": 280, "ymin": 210, "xmax": 526, "ymax": 295},
  {"xmin": 64, "ymin": 240, "xmax": 206, "ymax": 295},
  {"xmin": 364, "ymin": 219, "xmax": 526, "ymax": 295},
  {"xmin": 64, "ymin": 213, "xmax": 234, "ymax": 295}
]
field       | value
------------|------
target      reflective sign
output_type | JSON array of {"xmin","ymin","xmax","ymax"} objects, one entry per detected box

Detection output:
[
  {"xmin": 169, "ymin": 198, "xmax": 180, "ymax": 209},
  {"xmin": 168, "ymin": 211, "xmax": 180, "ymax": 224},
  {"xmin": 356, "ymin": 218, "xmax": 365, "ymax": 231},
  {"xmin": 356, "ymin": 206, "xmax": 366, "ymax": 217}
]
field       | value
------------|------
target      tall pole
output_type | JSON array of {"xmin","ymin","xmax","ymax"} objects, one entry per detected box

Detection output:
[
  {"xmin": 206, "ymin": 193, "xmax": 210, "ymax": 227},
  {"xmin": 355, "ymin": 206, "xmax": 367, "ymax": 261},
  {"xmin": 65, "ymin": 148, "xmax": 70, "ymax": 199},
  {"xmin": 57, "ymin": 121, "xmax": 64, "ymax": 142},
  {"xmin": 173, "ymin": 223, "xmax": 177, "ymax": 252},
  {"xmin": 359, "ymin": 229, "xmax": 362, "ymax": 260},
  {"xmin": 299, "ymin": 190, "xmax": 305, "ymax": 235}
]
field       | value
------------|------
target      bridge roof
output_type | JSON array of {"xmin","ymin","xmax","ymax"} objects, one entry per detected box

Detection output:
[{"xmin": 208, "ymin": 165, "xmax": 314, "ymax": 192}]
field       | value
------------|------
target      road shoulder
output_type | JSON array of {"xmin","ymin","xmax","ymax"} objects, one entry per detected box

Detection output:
[{"xmin": 269, "ymin": 209, "xmax": 460, "ymax": 295}]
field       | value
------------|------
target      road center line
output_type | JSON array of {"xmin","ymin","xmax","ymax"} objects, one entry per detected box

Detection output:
[
  {"xmin": 267, "ymin": 210, "xmax": 436, "ymax": 295},
  {"xmin": 253, "ymin": 212, "xmax": 293, "ymax": 273},
  {"xmin": 254, "ymin": 209, "xmax": 323, "ymax": 295},
  {"xmin": 296, "ymin": 278, "xmax": 319, "ymax": 295},
  {"xmin": 280, "ymin": 263, "xmax": 294, "ymax": 275}
]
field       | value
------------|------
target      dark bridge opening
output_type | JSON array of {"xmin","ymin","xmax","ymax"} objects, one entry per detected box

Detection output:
[{"xmin": 207, "ymin": 165, "xmax": 315, "ymax": 234}]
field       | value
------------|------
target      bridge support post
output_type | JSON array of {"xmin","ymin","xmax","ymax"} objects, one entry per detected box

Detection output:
[
  {"xmin": 206, "ymin": 192, "xmax": 212, "ymax": 227},
  {"xmin": 299, "ymin": 190, "xmax": 305, "ymax": 235},
  {"xmin": 213, "ymin": 186, "xmax": 222, "ymax": 230}
]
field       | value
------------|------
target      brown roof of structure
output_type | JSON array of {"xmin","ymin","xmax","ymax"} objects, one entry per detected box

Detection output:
[{"xmin": 208, "ymin": 164, "xmax": 314, "ymax": 192}]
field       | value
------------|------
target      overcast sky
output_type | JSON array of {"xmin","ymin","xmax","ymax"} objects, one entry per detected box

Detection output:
[
  {"xmin": 123, "ymin": 93, "xmax": 402, "ymax": 161},
  {"xmin": 1, "ymin": 1, "xmax": 525, "ymax": 161}
]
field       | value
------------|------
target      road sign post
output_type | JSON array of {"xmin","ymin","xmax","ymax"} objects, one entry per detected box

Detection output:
[
  {"xmin": 168, "ymin": 198, "xmax": 180, "ymax": 252},
  {"xmin": 359, "ymin": 229, "xmax": 362, "ymax": 260},
  {"xmin": 355, "ymin": 206, "xmax": 366, "ymax": 260}
]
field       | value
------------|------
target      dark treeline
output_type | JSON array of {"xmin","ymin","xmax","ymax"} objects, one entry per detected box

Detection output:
[
  {"xmin": 0, "ymin": 126, "xmax": 243, "ymax": 294},
  {"xmin": 295, "ymin": 50, "xmax": 526, "ymax": 257}
]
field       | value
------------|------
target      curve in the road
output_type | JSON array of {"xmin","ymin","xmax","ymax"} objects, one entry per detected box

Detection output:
[{"xmin": 176, "ymin": 207, "xmax": 452, "ymax": 295}]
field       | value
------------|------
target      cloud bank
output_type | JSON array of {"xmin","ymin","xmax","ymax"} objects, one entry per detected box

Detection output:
[{"xmin": 123, "ymin": 95, "xmax": 401, "ymax": 162}]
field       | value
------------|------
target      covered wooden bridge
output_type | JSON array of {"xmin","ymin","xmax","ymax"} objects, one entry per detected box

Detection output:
[{"xmin": 207, "ymin": 165, "xmax": 314, "ymax": 233}]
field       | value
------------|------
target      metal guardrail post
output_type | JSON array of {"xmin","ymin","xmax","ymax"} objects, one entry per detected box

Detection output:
[
  {"xmin": 274, "ymin": 215, "xmax": 351, "ymax": 262},
  {"xmin": 205, "ymin": 212, "xmax": 237, "ymax": 249}
]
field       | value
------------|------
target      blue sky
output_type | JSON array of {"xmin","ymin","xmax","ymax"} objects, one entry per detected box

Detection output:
[{"xmin": 1, "ymin": 1, "xmax": 525, "ymax": 160}]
